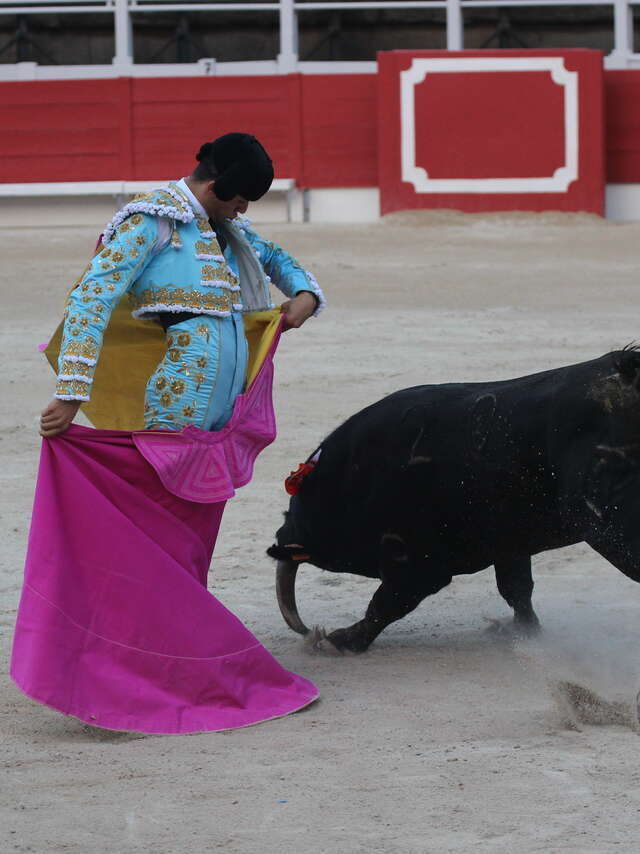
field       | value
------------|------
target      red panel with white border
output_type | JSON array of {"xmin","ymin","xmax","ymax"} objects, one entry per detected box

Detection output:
[{"xmin": 377, "ymin": 50, "xmax": 605, "ymax": 215}]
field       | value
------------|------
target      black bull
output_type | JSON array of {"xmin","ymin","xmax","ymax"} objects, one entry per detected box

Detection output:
[{"xmin": 268, "ymin": 349, "xmax": 640, "ymax": 653}]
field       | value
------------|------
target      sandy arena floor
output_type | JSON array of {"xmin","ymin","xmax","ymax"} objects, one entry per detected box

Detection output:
[{"xmin": 2, "ymin": 209, "xmax": 640, "ymax": 853}]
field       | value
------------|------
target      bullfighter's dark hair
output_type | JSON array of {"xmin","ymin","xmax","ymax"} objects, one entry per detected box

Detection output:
[
  {"xmin": 193, "ymin": 142, "xmax": 219, "ymax": 181},
  {"xmin": 191, "ymin": 134, "xmax": 274, "ymax": 201}
]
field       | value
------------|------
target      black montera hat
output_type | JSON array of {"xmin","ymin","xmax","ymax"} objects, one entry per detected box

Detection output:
[{"xmin": 196, "ymin": 133, "xmax": 274, "ymax": 202}]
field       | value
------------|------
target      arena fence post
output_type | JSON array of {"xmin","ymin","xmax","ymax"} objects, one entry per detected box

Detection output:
[
  {"xmin": 446, "ymin": 0, "xmax": 464, "ymax": 50},
  {"xmin": 611, "ymin": 0, "xmax": 634, "ymax": 65},
  {"xmin": 278, "ymin": 0, "xmax": 298, "ymax": 72},
  {"xmin": 113, "ymin": 0, "xmax": 133, "ymax": 69}
]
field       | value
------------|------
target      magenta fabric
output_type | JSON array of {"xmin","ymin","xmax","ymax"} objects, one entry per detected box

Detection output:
[
  {"xmin": 132, "ymin": 339, "xmax": 277, "ymax": 503},
  {"xmin": 11, "ymin": 329, "xmax": 319, "ymax": 734}
]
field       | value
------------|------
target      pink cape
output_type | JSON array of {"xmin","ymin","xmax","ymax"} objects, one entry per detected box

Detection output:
[{"xmin": 11, "ymin": 328, "xmax": 318, "ymax": 734}]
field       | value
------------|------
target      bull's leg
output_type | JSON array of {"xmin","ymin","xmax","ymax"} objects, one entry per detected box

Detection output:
[
  {"xmin": 494, "ymin": 555, "xmax": 540, "ymax": 632},
  {"xmin": 324, "ymin": 571, "xmax": 452, "ymax": 654}
]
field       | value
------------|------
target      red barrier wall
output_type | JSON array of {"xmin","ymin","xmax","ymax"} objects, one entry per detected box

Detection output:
[
  {"xmin": 299, "ymin": 74, "xmax": 377, "ymax": 187},
  {"xmin": 0, "ymin": 78, "xmax": 129, "ymax": 182},
  {"xmin": 0, "ymin": 76, "xmax": 304, "ymax": 184},
  {"xmin": 0, "ymin": 73, "xmax": 378, "ymax": 187},
  {"xmin": 605, "ymin": 71, "xmax": 640, "ymax": 183},
  {"xmin": 0, "ymin": 64, "xmax": 638, "ymax": 199},
  {"xmin": 130, "ymin": 75, "xmax": 303, "ymax": 181}
]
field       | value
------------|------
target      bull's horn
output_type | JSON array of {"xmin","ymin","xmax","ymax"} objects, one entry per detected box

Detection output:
[{"xmin": 276, "ymin": 559, "xmax": 310, "ymax": 636}]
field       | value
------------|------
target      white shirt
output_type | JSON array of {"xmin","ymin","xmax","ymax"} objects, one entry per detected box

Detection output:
[{"xmin": 153, "ymin": 177, "xmax": 208, "ymax": 253}]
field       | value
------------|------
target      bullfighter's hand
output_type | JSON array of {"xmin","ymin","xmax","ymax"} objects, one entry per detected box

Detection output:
[
  {"xmin": 281, "ymin": 291, "xmax": 318, "ymax": 331},
  {"xmin": 40, "ymin": 398, "xmax": 82, "ymax": 438}
]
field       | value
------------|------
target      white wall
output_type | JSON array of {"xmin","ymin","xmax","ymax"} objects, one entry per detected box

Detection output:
[
  {"xmin": 302, "ymin": 189, "xmax": 381, "ymax": 224},
  {"xmin": 605, "ymin": 184, "xmax": 640, "ymax": 221},
  {"xmin": 303, "ymin": 186, "xmax": 640, "ymax": 223}
]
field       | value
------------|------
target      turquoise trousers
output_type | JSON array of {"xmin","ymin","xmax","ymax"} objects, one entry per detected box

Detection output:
[{"xmin": 144, "ymin": 313, "xmax": 248, "ymax": 432}]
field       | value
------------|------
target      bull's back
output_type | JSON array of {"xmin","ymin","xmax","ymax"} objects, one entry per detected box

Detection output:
[{"xmin": 290, "ymin": 354, "xmax": 615, "ymax": 571}]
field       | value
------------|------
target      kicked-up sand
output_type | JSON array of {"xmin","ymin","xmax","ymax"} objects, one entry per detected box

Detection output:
[{"xmin": 2, "ymin": 206, "xmax": 640, "ymax": 853}]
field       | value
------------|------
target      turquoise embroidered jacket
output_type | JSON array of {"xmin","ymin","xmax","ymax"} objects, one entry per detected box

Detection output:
[{"xmin": 55, "ymin": 182, "xmax": 324, "ymax": 401}]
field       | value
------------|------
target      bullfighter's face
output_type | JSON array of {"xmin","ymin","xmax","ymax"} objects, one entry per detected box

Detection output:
[{"xmin": 203, "ymin": 182, "xmax": 249, "ymax": 220}]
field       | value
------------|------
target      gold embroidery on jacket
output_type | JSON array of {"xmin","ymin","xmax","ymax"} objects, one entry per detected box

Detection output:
[
  {"xmin": 201, "ymin": 264, "xmax": 222, "ymax": 280},
  {"xmin": 62, "ymin": 337, "xmax": 99, "ymax": 362},
  {"xmin": 56, "ymin": 379, "xmax": 91, "ymax": 397},
  {"xmin": 129, "ymin": 286, "xmax": 238, "ymax": 315},
  {"xmin": 195, "ymin": 239, "xmax": 221, "ymax": 256},
  {"xmin": 60, "ymin": 360, "xmax": 93, "ymax": 379}
]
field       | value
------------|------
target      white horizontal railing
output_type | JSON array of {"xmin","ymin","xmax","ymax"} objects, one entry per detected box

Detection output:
[
  {"xmin": 0, "ymin": 178, "xmax": 294, "ymax": 195},
  {"xmin": 0, "ymin": 0, "xmax": 638, "ymax": 76},
  {"xmin": 0, "ymin": 178, "xmax": 299, "ymax": 218}
]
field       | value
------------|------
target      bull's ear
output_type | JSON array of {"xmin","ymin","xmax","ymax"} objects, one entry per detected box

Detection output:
[{"xmin": 615, "ymin": 348, "xmax": 640, "ymax": 391}]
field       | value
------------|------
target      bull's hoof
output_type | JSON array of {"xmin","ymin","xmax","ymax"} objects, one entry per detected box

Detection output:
[
  {"xmin": 303, "ymin": 625, "xmax": 371, "ymax": 654},
  {"xmin": 304, "ymin": 626, "xmax": 344, "ymax": 656},
  {"xmin": 485, "ymin": 616, "xmax": 541, "ymax": 639},
  {"xmin": 485, "ymin": 618, "xmax": 512, "ymax": 637},
  {"xmin": 325, "ymin": 626, "xmax": 372, "ymax": 654},
  {"xmin": 513, "ymin": 612, "xmax": 541, "ymax": 636}
]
